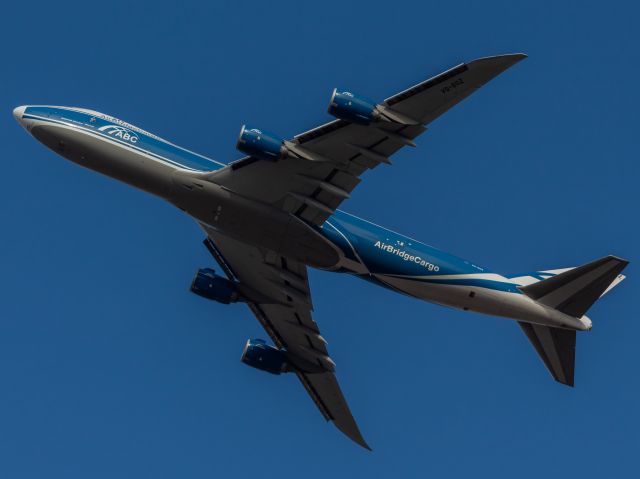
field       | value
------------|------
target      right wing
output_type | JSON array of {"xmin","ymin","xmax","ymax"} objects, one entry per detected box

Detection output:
[
  {"xmin": 208, "ymin": 54, "xmax": 527, "ymax": 227},
  {"xmin": 200, "ymin": 223, "xmax": 370, "ymax": 449}
]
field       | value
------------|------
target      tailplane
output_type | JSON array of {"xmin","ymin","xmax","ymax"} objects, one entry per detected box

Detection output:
[
  {"xmin": 519, "ymin": 255, "xmax": 628, "ymax": 318},
  {"xmin": 516, "ymin": 255, "xmax": 628, "ymax": 387},
  {"xmin": 518, "ymin": 322, "xmax": 576, "ymax": 386}
]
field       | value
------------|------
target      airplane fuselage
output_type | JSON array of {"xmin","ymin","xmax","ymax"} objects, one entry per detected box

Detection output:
[{"xmin": 14, "ymin": 105, "xmax": 592, "ymax": 331}]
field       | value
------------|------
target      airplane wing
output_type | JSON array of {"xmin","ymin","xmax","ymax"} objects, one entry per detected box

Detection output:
[
  {"xmin": 199, "ymin": 223, "xmax": 370, "ymax": 450},
  {"xmin": 207, "ymin": 53, "xmax": 526, "ymax": 226}
]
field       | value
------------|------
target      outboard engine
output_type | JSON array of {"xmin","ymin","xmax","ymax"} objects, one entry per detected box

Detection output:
[
  {"xmin": 328, "ymin": 88, "xmax": 420, "ymax": 126},
  {"xmin": 236, "ymin": 125, "xmax": 285, "ymax": 161},
  {"xmin": 240, "ymin": 339, "xmax": 290, "ymax": 375},
  {"xmin": 328, "ymin": 89, "xmax": 379, "ymax": 124},
  {"xmin": 190, "ymin": 268, "xmax": 239, "ymax": 304}
]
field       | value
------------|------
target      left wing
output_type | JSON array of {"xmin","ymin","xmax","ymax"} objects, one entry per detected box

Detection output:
[
  {"xmin": 206, "ymin": 54, "xmax": 526, "ymax": 226},
  {"xmin": 200, "ymin": 223, "xmax": 370, "ymax": 449}
]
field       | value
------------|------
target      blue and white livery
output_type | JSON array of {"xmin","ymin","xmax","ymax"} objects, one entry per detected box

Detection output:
[{"xmin": 14, "ymin": 53, "xmax": 628, "ymax": 450}]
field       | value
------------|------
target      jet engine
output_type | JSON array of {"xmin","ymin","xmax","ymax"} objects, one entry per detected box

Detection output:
[
  {"xmin": 190, "ymin": 268, "xmax": 239, "ymax": 304},
  {"xmin": 328, "ymin": 88, "xmax": 420, "ymax": 125},
  {"xmin": 328, "ymin": 88, "xmax": 379, "ymax": 124},
  {"xmin": 236, "ymin": 125, "xmax": 286, "ymax": 161},
  {"xmin": 240, "ymin": 339, "xmax": 290, "ymax": 375}
]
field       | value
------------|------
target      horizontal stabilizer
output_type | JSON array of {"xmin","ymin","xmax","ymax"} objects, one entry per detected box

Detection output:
[
  {"xmin": 519, "ymin": 255, "xmax": 629, "ymax": 318},
  {"xmin": 518, "ymin": 322, "xmax": 576, "ymax": 386}
]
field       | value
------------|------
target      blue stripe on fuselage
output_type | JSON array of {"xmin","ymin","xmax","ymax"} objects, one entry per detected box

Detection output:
[
  {"xmin": 321, "ymin": 210, "xmax": 521, "ymax": 294},
  {"xmin": 24, "ymin": 106, "xmax": 224, "ymax": 172},
  {"xmin": 322, "ymin": 210, "xmax": 486, "ymax": 276}
]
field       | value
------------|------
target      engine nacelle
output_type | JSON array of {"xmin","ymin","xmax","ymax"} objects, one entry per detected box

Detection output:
[
  {"xmin": 236, "ymin": 125, "xmax": 285, "ymax": 161},
  {"xmin": 240, "ymin": 339, "xmax": 290, "ymax": 375},
  {"xmin": 190, "ymin": 268, "xmax": 239, "ymax": 304},
  {"xmin": 328, "ymin": 88, "xmax": 379, "ymax": 124}
]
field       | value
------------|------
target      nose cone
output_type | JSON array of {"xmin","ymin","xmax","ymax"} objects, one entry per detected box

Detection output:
[{"xmin": 13, "ymin": 106, "xmax": 27, "ymax": 126}]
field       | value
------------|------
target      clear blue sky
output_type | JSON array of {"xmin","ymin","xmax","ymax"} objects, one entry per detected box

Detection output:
[{"xmin": 1, "ymin": 1, "xmax": 638, "ymax": 477}]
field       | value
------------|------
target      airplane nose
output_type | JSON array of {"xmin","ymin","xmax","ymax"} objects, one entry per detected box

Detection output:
[{"xmin": 13, "ymin": 106, "xmax": 27, "ymax": 126}]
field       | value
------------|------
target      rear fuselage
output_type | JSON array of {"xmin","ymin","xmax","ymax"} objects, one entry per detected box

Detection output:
[{"xmin": 14, "ymin": 105, "xmax": 591, "ymax": 331}]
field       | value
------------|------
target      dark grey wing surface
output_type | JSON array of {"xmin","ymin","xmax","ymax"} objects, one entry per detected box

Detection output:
[
  {"xmin": 208, "ymin": 54, "xmax": 526, "ymax": 226},
  {"xmin": 200, "ymin": 223, "xmax": 370, "ymax": 449}
]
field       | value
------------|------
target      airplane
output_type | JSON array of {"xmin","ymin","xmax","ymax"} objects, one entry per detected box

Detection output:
[{"xmin": 13, "ymin": 53, "xmax": 628, "ymax": 450}]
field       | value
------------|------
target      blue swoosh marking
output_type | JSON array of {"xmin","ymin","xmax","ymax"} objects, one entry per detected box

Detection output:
[{"xmin": 24, "ymin": 106, "xmax": 224, "ymax": 172}]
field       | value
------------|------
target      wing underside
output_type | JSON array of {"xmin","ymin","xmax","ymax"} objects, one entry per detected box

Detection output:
[
  {"xmin": 207, "ymin": 54, "xmax": 527, "ymax": 227},
  {"xmin": 201, "ymin": 225, "xmax": 370, "ymax": 449}
]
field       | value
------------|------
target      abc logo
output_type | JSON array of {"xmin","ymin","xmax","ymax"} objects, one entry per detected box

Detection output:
[{"xmin": 98, "ymin": 125, "xmax": 140, "ymax": 144}]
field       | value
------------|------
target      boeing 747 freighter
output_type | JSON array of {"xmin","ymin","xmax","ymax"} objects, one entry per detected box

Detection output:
[{"xmin": 14, "ymin": 53, "xmax": 628, "ymax": 449}]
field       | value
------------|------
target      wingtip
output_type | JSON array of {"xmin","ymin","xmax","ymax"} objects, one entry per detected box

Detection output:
[
  {"xmin": 607, "ymin": 255, "xmax": 630, "ymax": 266},
  {"xmin": 468, "ymin": 52, "xmax": 528, "ymax": 70},
  {"xmin": 502, "ymin": 53, "xmax": 527, "ymax": 68},
  {"xmin": 347, "ymin": 429, "xmax": 372, "ymax": 451},
  {"xmin": 354, "ymin": 435, "xmax": 373, "ymax": 451},
  {"xmin": 333, "ymin": 420, "xmax": 372, "ymax": 450},
  {"xmin": 502, "ymin": 52, "xmax": 528, "ymax": 64},
  {"xmin": 354, "ymin": 431, "xmax": 372, "ymax": 451}
]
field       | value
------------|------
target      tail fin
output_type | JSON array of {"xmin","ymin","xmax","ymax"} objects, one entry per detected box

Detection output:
[
  {"xmin": 519, "ymin": 255, "xmax": 628, "ymax": 318},
  {"xmin": 517, "ymin": 255, "xmax": 628, "ymax": 387}
]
